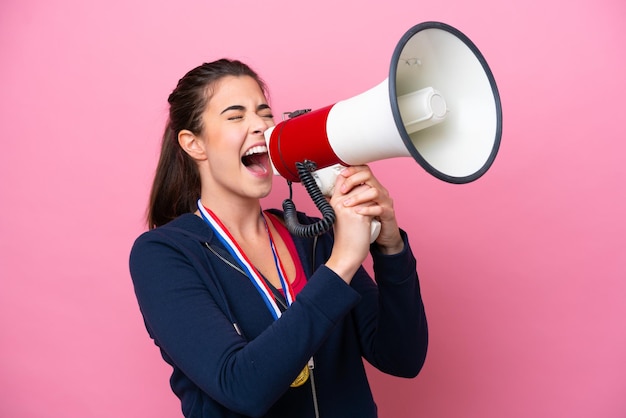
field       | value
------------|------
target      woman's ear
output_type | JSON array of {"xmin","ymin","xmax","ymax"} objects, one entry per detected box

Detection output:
[{"xmin": 178, "ymin": 130, "xmax": 207, "ymax": 161}]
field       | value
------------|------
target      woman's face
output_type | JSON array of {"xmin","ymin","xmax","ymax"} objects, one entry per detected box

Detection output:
[{"xmin": 199, "ymin": 75, "xmax": 275, "ymax": 202}]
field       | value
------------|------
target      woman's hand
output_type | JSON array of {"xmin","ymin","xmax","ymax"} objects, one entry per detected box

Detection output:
[
  {"xmin": 324, "ymin": 165, "xmax": 404, "ymax": 283},
  {"xmin": 337, "ymin": 165, "xmax": 404, "ymax": 254}
]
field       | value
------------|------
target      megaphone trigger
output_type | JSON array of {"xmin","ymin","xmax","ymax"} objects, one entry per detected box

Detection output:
[{"xmin": 311, "ymin": 164, "xmax": 345, "ymax": 196}]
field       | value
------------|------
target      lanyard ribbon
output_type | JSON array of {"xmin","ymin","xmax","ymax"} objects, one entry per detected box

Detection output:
[{"xmin": 197, "ymin": 200, "xmax": 295, "ymax": 320}]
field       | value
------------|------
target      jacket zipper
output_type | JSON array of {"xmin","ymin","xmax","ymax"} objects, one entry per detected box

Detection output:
[{"xmin": 310, "ymin": 236, "xmax": 320, "ymax": 418}]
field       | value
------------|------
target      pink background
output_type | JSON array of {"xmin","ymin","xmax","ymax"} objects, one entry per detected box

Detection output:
[{"xmin": 1, "ymin": 0, "xmax": 624, "ymax": 417}]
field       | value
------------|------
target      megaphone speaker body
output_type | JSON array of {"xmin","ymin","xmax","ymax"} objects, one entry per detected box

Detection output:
[{"xmin": 265, "ymin": 21, "xmax": 502, "ymax": 185}]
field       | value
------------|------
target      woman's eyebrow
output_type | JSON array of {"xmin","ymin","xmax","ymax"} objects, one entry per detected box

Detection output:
[
  {"xmin": 220, "ymin": 104, "xmax": 271, "ymax": 114},
  {"xmin": 220, "ymin": 105, "xmax": 245, "ymax": 114}
]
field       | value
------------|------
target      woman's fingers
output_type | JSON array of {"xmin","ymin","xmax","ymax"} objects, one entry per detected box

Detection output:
[{"xmin": 335, "ymin": 165, "xmax": 404, "ymax": 253}]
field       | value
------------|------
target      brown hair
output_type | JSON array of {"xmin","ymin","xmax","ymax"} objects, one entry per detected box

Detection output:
[{"xmin": 147, "ymin": 59, "xmax": 267, "ymax": 229}]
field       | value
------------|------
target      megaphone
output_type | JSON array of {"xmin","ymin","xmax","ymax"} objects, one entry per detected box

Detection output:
[{"xmin": 264, "ymin": 21, "xmax": 502, "ymax": 239}]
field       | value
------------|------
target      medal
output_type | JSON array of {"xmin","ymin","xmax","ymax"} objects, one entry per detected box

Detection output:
[{"xmin": 291, "ymin": 365, "xmax": 310, "ymax": 387}]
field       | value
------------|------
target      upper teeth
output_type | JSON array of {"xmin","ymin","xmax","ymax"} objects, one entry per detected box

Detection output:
[{"xmin": 244, "ymin": 145, "xmax": 267, "ymax": 156}]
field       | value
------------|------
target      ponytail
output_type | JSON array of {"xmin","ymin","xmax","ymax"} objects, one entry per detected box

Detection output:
[{"xmin": 147, "ymin": 125, "xmax": 200, "ymax": 229}]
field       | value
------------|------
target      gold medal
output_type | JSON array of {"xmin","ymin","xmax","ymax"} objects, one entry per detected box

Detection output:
[{"xmin": 290, "ymin": 365, "xmax": 310, "ymax": 387}]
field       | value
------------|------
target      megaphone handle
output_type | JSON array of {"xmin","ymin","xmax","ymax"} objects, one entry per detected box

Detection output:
[{"xmin": 313, "ymin": 164, "xmax": 381, "ymax": 243}]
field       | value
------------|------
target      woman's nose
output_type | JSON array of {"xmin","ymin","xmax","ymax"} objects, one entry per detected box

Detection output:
[{"xmin": 250, "ymin": 114, "xmax": 271, "ymax": 135}]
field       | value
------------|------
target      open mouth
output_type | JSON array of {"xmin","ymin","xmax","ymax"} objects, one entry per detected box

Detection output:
[{"xmin": 241, "ymin": 145, "xmax": 270, "ymax": 175}]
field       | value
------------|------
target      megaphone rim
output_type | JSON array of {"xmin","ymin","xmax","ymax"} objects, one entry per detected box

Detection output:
[{"xmin": 389, "ymin": 21, "xmax": 503, "ymax": 184}]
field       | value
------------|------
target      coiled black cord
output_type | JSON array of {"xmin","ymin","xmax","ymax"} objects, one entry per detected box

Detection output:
[{"xmin": 283, "ymin": 161, "xmax": 336, "ymax": 238}]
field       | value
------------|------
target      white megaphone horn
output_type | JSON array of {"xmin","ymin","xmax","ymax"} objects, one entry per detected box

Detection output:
[{"xmin": 264, "ymin": 21, "xmax": 502, "ymax": 240}]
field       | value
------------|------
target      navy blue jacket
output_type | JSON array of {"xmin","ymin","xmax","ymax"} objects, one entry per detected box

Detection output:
[{"xmin": 129, "ymin": 210, "xmax": 428, "ymax": 417}]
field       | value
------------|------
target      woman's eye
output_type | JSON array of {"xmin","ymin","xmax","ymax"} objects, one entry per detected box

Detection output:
[{"xmin": 227, "ymin": 115, "xmax": 243, "ymax": 121}]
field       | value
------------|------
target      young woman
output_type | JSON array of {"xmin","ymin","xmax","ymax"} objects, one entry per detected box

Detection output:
[{"xmin": 129, "ymin": 59, "xmax": 428, "ymax": 418}]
